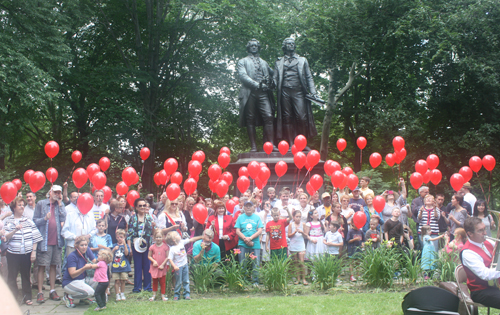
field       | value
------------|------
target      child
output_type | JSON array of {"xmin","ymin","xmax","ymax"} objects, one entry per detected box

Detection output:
[
  {"xmin": 323, "ymin": 221, "xmax": 343, "ymax": 256},
  {"xmin": 421, "ymin": 225, "xmax": 443, "ymax": 280},
  {"xmin": 304, "ymin": 209, "xmax": 326, "ymax": 261},
  {"xmin": 266, "ymin": 207, "xmax": 292, "ymax": 260},
  {"xmin": 111, "ymin": 229, "xmax": 131, "ymax": 301},
  {"xmin": 288, "ymin": 210, "xmax": 307, "ymax": 285},
  {"xmin": 148, "ymin": 231, "xmax": 170, "ymax": 301},
  {"xmin": 93, "ymin": 249, "xmax": 113, "ymax": 311},
  {"xmin": 364, "ymin": 218, "xmax": 380, "ymax": 249},
  {"xmin": 166, "ymin": 231, "xmax": 202, "ymax": 301},
  {"xmin": 346, "ymin": 223, "xmax": 364, "ymax": 281},
  {"xmin": 90, "ymin": 219, "xmax": 113, "ymax": 255}
]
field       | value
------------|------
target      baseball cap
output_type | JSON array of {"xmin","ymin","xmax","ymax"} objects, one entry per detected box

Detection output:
[
  {"xmin": 244, "ymin": 201, "xmax": 254, "ymax": 207},
  {"xmin": 321, "ymin": 192, "xmax": 331, "ymax": 199},
  {"xmin": 51, "ymin": 185, "xmax": 63, "ymax": 192}
]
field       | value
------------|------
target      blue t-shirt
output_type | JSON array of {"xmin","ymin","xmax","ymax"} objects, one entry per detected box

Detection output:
[
  {"xmin": 111, "ymin": 243, "xmax": 132, "ymax": 273},
  {"xmin": 62, "ymin": 248, "xmax": 95, "ymax": 287},
  {"xmin": 234, "ymin": 213, "xmax": 263, "ymax": 249},
  {"xmin": 90, "ymin": 234, "xmax": 113, "ymax": 255},
  {"xmin": 192, "ymin": 240, "xmax": 221, "ymax": 264}
]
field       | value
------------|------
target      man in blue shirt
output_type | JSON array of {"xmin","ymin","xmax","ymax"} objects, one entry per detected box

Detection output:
[{"xmin": 193, "ymin": 229, "xmax": 220, "ymax": 265}]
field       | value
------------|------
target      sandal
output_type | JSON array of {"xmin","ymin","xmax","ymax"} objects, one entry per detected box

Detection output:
[
  {"xmin": 303, "ymin": 281, "xmax": 309, "ymax": 285},
  {"xmin": 25, "ymin": 300, "xmax": 33, "ymax": 305},
  {"xmin": 293, "ymin": 281, "xmax": 299, "ymax": 285},
  {"xmin": 149, "ymin": 295, "xmax": 156, "ymax": 301}
]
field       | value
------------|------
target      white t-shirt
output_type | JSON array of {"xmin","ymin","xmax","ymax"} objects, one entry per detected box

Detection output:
[
  {"xmin": 168, "ymin": 239, "xmax": 190, "ymax": 267},
  {"xmin": 464, "ymin": 192, "xmax": 477, "ymax": 215},
  {"xmin": 92, "ymin": 204, "xmax": 109, "ymax": 221},
  {"xmin": 324, "ymin": 231, "xmax": 343, "ymax": 255},
  {"xmin": 274, "ymin": 199, "xmax": 300, "ymax": 208},
  {"xmin": 24, "ymin": 204, "xmax": 35, "ymax": 220}
]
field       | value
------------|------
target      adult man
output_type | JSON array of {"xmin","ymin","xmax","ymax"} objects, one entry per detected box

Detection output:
[
  {"xmin": 192, "ymin": 229, "xmax": 221, "ymax": 265},
  {"xmin": 274, "ymin": 187, "xmax": 300, "ymax": 208},
  {"xmin": 461, "ymin": 217, "xmax": 500, "ymax": 308},
  {"xmin": 436, "ymin": 194, "xmax": 449, "ymax": 248},
  {"xmin": 310, "ymin": 190, "xmax": 322, "ymax": 208},
  {"xmin": 91, "ymin": 190, "xmax": 109, "ymax": 221},
  {"xmin": 349, "ymin": 187, "xmax": 366, "ymax": 213},
  {"xmin": 24, "ymin": 191, "xmax": 37, "ymax": 220},
  {"xmin": 33, "ymin": 185, "xmax": 66, "ymax": 303},
  {"xmin": 65, "ymin": 191, "xmax": 79, "ymax": 215},
  {"xmin": 237, "ymin": 39, "xmax": 277, "ymax": 152},
  {"xmin": 316, "ymin": 192, "xmax": 332, "ymax": 223},
  {"xmin": 266, "ymin": 187, "xmax": 277, "ymax": 208},
  {"xmin": 461, "ymin": 182, "xmax": 477, "ymax": 215},
  {"xmin": 411, "ymin": 186, "xmax": 429, "ymax": 224},
  {"xmin": 274, "ymin": 37, "xmax": 318, "ymax": 146},
  {"xmin": 359, "ymin": 177, "xmax": 374, "ymax": 198},
  {"xmin": 61, "ymin": 193, "xmax": 96, "ymax": 257}
]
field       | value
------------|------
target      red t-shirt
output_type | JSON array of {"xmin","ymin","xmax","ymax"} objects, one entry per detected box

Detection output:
[
  {"xmin": 266, "ymin": 219, "xmax": 289, "ymax": 250},
  {"xmin": 47, "ymin": 203, "xmax": 58, "ymax": 246}
]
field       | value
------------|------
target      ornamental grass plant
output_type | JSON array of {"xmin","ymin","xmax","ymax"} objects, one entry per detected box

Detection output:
[
  {"xmin": 259, "ymin": 255, "xmax": 291, "ymax": 293},
  {"xmin": 220, "ymin": 250, "xmax": 248, "ymax": 291},
  {"xmin": 401, "ymin": 248, "xmax": 422, "ymax": 285},
  {"xmin": 189, "ymin": 258, "xmax": 220, "ymax": 293},
  {"xmin": 359, "ymin": 240, "xmax": 401, "ymax": 288},
  {"xmin": 306, "ymin": 254, "xmax": 344, "ymax": 290}
]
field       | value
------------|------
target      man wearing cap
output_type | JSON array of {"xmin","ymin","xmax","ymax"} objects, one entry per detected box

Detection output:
[
  {"xmin": 33, "ymin": 185, "xmax": 66, "ymax": 303},
  {"xmin": 461, "ymin": 182, "xmax": 477, "ymax": 215},
  {"xmin": 316, "ymin": 192, "xmax": 332, "ymax": 223},
  {"xmin": 349, "ymin": 187, "xmax": 366, "ymax": 213}
]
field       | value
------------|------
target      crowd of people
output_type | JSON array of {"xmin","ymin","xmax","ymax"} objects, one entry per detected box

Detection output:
[{"xmin": 0, "ymin": 176, "xmax": 497, "ymax": 310}]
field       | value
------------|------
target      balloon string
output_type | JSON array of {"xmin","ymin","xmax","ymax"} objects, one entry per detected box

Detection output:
[
  {"xmin": 140, "ymin": 161, "xmax": 145, "ymax": 179},
  {"xmin": 360, "ymin": 150, "xmax": 362, "ymax": 169},
  {"xmin": 475, "ymin": 172, "xmax": 486, "ymax": 197},
  {"xmin": 274, "ymin": 177, "xmax": 280, "ymax": 189},
  {"xmin": 488, "ymin": 171, "xmax": 492, "ymax": 206},
  {"xmin": 65, "ymin": 165, "xmax": 76, "ymax": 182},
  {"xmin": 298, "ymin": 169, "xmax": 310, "ymax": 188}
]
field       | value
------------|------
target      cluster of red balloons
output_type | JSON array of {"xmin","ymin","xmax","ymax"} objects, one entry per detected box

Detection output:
[
  {"xmin": 237, "ymin": 161, "xmax": 270, "ymax": 193},
  {"xmin": 449, "ymin": 155, "xmax": 496, "ymax": 192},
  {"xmin": 326, "ymin": 162, "xmax": 357, "ymax": 190},
  {"xmin": 385, "ymin": 136, "xmax": 407, "ymax": 167},
  {"xmin": 409, "ymin": 154, "xmax": 441, "ymax": 190}
]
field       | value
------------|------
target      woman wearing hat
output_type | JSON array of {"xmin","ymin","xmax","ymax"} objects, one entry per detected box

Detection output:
[{"xmin": 206, "ymin": 200, "xmax": 238, "ymax": 260}]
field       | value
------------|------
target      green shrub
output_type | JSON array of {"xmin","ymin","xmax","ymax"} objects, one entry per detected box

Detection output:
[
  {"xmin": 434, "ymin": 250, "xmax": 460, "ymax": 282},
  {"xmin": 189, "ymin": 259, "xmax": 219, "ymax": 293},
  {"xmin": 306, "ymin": 254, "xmax": 344, "ymax": 290},
  {"xmin": 359, "ymin": 241, "xmax": 401, "ymax": 288},
  {"xmin": 259, "ymin": 255, "xmax": 291, "ymax": 293},
  {"xmin": 402, "ymin": 249, "xmax": 422, "ymax": 284},
  {"xmin": 220, "ymin": 250, "xmax": 248, "ymax": 291}
]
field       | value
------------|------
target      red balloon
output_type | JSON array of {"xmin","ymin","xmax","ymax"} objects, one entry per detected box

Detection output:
[
  {"xmin": 426, "ymin": 154, "xmax": 439, "ymax": 170},
  {"xmin": 340, "ymin": 173, "xmax": 348, "ymax": 189},
  {"xmin": 44, "ymin": 141, "xmax": 59, "ymax": 159},
  {"xmin": 356, "ymin": 137, "xmax": 367, "ymax": 150},
  {"xmin": 385, "ymin": 153, "xmax": 395, "ymax": 167},
  {"xmin": 12, "ymin": 179, "xmax": 22, "ymax": 190},
  {"xmin": 306, "ymin": 181, "xmax": 315, "ymax": 196},
  {"xmin": 29, "ymin": 171, "xmax": 46, "ymax": 193},
  {"xmin": 102, "ymin": 186, "xmax": 112, "ymax": 203},
  {"xmin": 126, "ymin": 190, "xmax": 140, "ymax": 207},
  {"xmin": 72, "ymin": 150, "xmax": 82, "ymax": 164},
  {"xmin": 133, "ymin": 172, "xmax": 140, "ymax": 185},
  {"xmin": 483, "ymin": 155, "xmax": 496, "ymax": 172},
  {"xmin": 336, "ymin": 138, "xmax": 347, "ymax": 152},
  {"xmin": 450, "ymin": 173, "xmax": 465, "ymax": 191},
  {"xmin": 263, "ymin": 142, "xmax": 273, "ymax": 155},
  {"xmin": 238, "ymin": 166, "xmax": 249, "ymax": 177},
  {"xmin": 192, "ymin": 151, "xmax": 206, "ymax": 164},
  {"xmin": 291, "ymin": 145, "xmax": 298, "ymax": 155},
  {"xmin": 87, "ymin": 163, "xmax": 100, "ymax": 182},
  {"xmin": 170, "ymin": 172, "xmax": 183, "ymax": 185},
  {"xmin": 232, "ymin": 196, "xmax": 239, "ymax": 204},
  {"xmin": 294, "ymin": 152, "xmax": 306, "ymax": 170},
  {"xmin": 258, "ymin": 167, "xmax": 271, "ymax": 182},
  {"xmin": 353, "ymin": 211, "xmax": 367, "ymax": 230},
  {"xmin": 431, "ymin": 169, "xmax": 442, "ymax": 185},
  {"xmin": 369, "ymin": 153, "xmax": 382, "ymax": 168},
  {"xmin": 342, "ymin": 166, "xmax": 353, "ymax": 176},
  {"xmin": 216, "ymin": 180, "xmax": 229, "ymax": 198},
  {"xmin": 158, "ymin": 170, "xmax": 169, "ymax": 185},
  {"xmin": 218, "ymin": 153, "xmax": 230, "ymax": 169},
  {"xmin": 99, "ymin": 157, "xmax": 111, "ymax": 172},
  {"xmin": 208, "ymin": 179, "xmax": 216, "ymax": 192},
  {"xmin": 310, "ymin": 174, "xmax": 324, "ymax": 191},
  {"xmin": 398, "ymin": 148, "xmax": 407, "ymax": 161},
  {"xmin": 254, "ymin": 177, "xmax": 266, "ymax": 190},
  {"xmin": 392, "ymin": 136, "xmax": 405, "ymax": 151},
  {"xmin": 275, "ymin": 161, "xmax": 288, "ymax": 178},
  {"xmin": 373, "ymin": 196, "xmax": 386, "ymax": 213},
  {"xmin": 415, "ymin": 160, "xmax": 428, "ymax": 175},
  {"xmin": 332, "ymin": 170, "xmax": 346, "ymax": 188},
  {"xmin": 469, "ymin": 156, "xmax": 482, "ymax": 173},
  {"xmin": 221, "ymin": 172, "xmax": 233, "ymax": 185},
  {"xmin": 193, "ymin": 203, "xmax": 208, "ymax": 224},
  {"xmin": 72, "ymin": 168, "xmax": 88, "ymax": 189},
  {"xmin": 166, "ymin": 183, "xmax": 181, "ymax": 201},
  {"xmin": 187, "ymin": 160, "xmax": 200, "ymax": 177},
  {"xmin": 306, "ymin": 150, "xmax": 320, "ymax": 168},
  {"xmin": 347, "ymin": 174, "xmax": 359, "ymax": 190},
  {"xmin": 188, "ymin": 174, "xmax": 199, "ymax": 182},
  {"xmin": 1, "ymin": 182, "xmax": 18, "ymax": 204},
  {"xmin": 410, "ymin": 172, "xmax": 423, "ymax": 190},
  {"xmin": 140, "ymin": 147, "xmax": 150, "ymax": 160},
  {"xmin": 278, "ymin": 141, "xmax": 289, "ymax": 155},
  {"xmin": 77, "ymin": 193, "xmax": 94, "ymax": 215},
  {"xmin": 46, "ymin": 167, "xmax": 58, "ymax": 184},
  {"xmin": 459, "ymin": 166, "xmax": 473, "ymax": 183},
  {"xmin": 92, "ymin": 172, "xmax": 107, "ymax": 190},
  {"xmin": 305, "ymin": 161, "xmax": 313, "ymax": 172},
  {"xmin": 422, "ymin": 170, "xmax": 431, "ymax": 184},
  {"xmin": 164, "ymin": 158, "xmax": 178, "ymax": 175},
  {"xmin": 116, "ymin": 181, "xmax": 129, "ymax": 196},
  {"xmin": 294, "ymin": 135, "xmax": 307, "ymax": 151},
  {"xmin": 393, "ymin": 151, "xmax": 402, "ymax": 165},
  {"xmin": 237, "ymin": 176, "xmax": 250, "ymax": 194},
  {"xmin": 220, "ymin": 147, "xmax": 231, "ymax": 155},
  {"xmin": 122, "ymin": 167, "xmax": 137, "ymax": 186},
  {"xmin": 24, "ymin": 170, "xmax": 34, "ymax": 184},
  {"xmin": 184, "ymin": 178, "xmax": 197, "ymax": 196},
  {"xmin": 208, "ymin": 164, "xmax": 222, "ymax": 181},
  {"xmin": 226, "ymin": 200, "xmax": 237, "ymax": 214},
  {"xmin": 247, "ymin": 161, "xmax": 261, "ymax": 179}
]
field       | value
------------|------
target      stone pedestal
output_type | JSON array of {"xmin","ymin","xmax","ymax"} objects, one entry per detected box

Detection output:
[{"xmin": 227, "ymin": 151, "xmax": 325, "ymax": 196}]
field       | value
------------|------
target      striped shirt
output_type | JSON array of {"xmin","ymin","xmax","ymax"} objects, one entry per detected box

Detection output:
[
  {"xmin": 3, "ymin": 215, "xmax": 43, "ymax": 254},
  {"xmin": 417, "ymin": 207, "xmax": 441, "ymax": 235}
]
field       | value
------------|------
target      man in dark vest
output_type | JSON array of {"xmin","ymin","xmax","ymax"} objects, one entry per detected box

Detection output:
[
  {"xmin": 237, "ymin": 39, "xmax": 277, "ymax": 152},
  {"xmin": 461, "ymin": 217, "xmax": 500, "ymax": 308},
  {"xmin": 274, "ymin": 37, "xmax": 318, "ymax": 149}
]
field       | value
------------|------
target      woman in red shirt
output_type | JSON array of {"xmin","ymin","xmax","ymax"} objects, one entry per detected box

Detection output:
[{"xmin": 206, "ymin": 201, "xmax": 238, "ymax": 260}]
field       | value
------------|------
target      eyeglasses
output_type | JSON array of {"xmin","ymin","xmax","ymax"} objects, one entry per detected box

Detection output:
[
  {"xmin": 137, "ymin": 204, "xmax": 147, "ymax": 208},
  {"xmin": 171, "ymin": 203, "xmax": 178, "ymax": 206}
]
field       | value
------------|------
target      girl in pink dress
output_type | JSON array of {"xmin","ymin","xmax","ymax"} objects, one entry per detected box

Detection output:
[{"xmin": 148, "ymin": 231, "xmax": 170, "ymax": 301}]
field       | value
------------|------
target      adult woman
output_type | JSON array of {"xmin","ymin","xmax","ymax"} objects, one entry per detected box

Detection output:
[
  {"xmin": 473, "ymin": 200, "xmax": 495, "ymax": 237},
  {"xmin": 447, "ymin": 195, "xmax": 467, "ymax": 237},
  {"xmin": 157, "ymin": 199, "xmax": 187, "ymax": 236},
  {"xmin": 327, "ymin": 202, "xmax": 347, "ymax": 241},
  {"xmin": 381, "ymin": 183, "xmax": 407, "ymax": 224},
  {"xmin": 331, "ymin": 192, "xmax": 339, "ymax": 205},
  {"xmin": 206, "ymin": 200, "xmax": 238, "ymax": 260},
  {"xmin": 127, "ymin": 198, "xmax": 154, "ymax": 292},
  {"xmin": 340, "ymin": 195, "xmax": 354, "ymax": 231},
  {"xmin": 362, "ymin": 193, "xmax": 383, "ymax": 233},
  {"xmin": 117, "ymin": 196, "xmax": 132, "ymax": 221},
  {"xmin": 417, "ymin": 195, "xmax": 440, "ymax": 251},
  {"xmin": 106, "ymin": 200, "xmax": 128, "ymax": 244},
  {"xmin": 62, "ymin": 236, "xmax": 98, "ymax": 308},
  {"xmin": 4, "ymin": 197, "xmax": 42, "ymax": 305},
  {"xmin": 298, "ymin": 193, "xmax": 314, "ymax": 223}
]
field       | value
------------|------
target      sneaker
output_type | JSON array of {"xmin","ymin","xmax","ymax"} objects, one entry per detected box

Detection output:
[
  {"xmin": 55, "ymin": 279, "xmax": 62, "ymax": 285},
  {"xmin": 253, "ymin": 283, "xmax": 259, "ymax": 287},
  {"xmin": 63, "ymin": 294, "xmax": 75, "ymax": 308},
  {"xmin": 49, "ymin": 291, "xmax": 61, "ymax": 301},
  {"xmin": 184, "ymin": 296, "xmax": 191, "ymax": 300},
  {"xmin": 120, "ymin": 293, "xmax": 126, "ymax": 300},
  {"xmin": 94, "ymin": 307, "xmax": 101, "ymax": 311},
  {"xmin": 350, "ymin": 275, "xmax": 357, "ymax": 282},
  {"xmin": 37, "ymin": 292, "xmax": 45, "ymax": 304},
  {"xmin": 173, "ymin": 296, "xmax": 179, "ymax": 301},
  {"xmin": 162, "ymin": 295, "xmax": 168, "ymax": 301},
  {"xmin": 116, "ymin": 294, "xmax": 121, "ymax": 301}
]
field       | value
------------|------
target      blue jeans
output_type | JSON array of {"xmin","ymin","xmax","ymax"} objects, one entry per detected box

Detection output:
[
  {"xmin": 238, "ymin": 246, "xmax": 261, "ymax": 284},
  {"xmin": 132, "ymin": 246, "xmax": 152, "ymax": 292},
  {"xmin": 174, "ymin": 264, "xmax": 190, "ymax": 298}
]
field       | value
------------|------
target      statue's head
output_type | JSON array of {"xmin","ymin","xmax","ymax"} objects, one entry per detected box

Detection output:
[
  {"xmin": 246, "ymin": 39, "xmax": 261, "ymax": 53},
  {"xmin": 282, "ymin": 38, "xmax": 296, "ymax": 53}
]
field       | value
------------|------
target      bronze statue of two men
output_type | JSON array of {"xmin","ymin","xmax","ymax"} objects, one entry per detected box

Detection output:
[{"xmin": 238, "ymin": 38, "xmax": 321, "ymax": 153}]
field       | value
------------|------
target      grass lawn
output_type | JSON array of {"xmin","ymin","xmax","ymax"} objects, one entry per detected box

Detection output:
[{"xmin": 84, "ymin": 291, "xmax": 407, "ymax": 315}]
